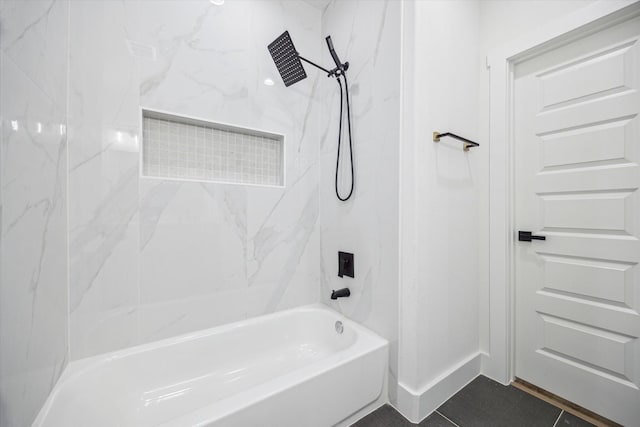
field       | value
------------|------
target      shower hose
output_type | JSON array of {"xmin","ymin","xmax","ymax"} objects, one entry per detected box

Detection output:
[{"xmin": 335, "ymin": 73, "xmax": 354, "ymax": 201}]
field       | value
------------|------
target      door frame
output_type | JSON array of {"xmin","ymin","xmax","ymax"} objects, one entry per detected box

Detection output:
[{"xmin": 484, "ymin": 0, "xmax": 640, "ymax": 385}]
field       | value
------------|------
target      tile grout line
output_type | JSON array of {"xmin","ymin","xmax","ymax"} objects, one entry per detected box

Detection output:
[
  {"xmin": 435, "ymin": 410, "xmax": 461, "ymax": 427},
  {"xmin": 552, "ymin": 410, "xmax": 564, "ymax": 427}
]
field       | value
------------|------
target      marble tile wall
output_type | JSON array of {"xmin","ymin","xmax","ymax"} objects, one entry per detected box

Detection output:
[
  {"xmin": 68, "ymin": 0, "xmax": 322, "ymax": 359},
  {"xmin": 0, "ymin": 1, "xmax": 70, "ymax": 425},
  {"xmin": 319, "ymin": 0, "xmax": 402, "ymax": 406},
  {"xmin": 67, "ymin": 0, "xmax": 141, "ymax": 360}
]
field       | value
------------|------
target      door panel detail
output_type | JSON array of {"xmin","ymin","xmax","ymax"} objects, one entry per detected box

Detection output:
[
  {"xmin": 515, "ymin": 20, "xmax": 640, "ymax": 426},
  {"xmin": 540, "ymin": 254, "xmax": 633, "ymax": 307},
  {"xmin": 538, "ymin": 313, "xmax": 634, "ymax": 382}
]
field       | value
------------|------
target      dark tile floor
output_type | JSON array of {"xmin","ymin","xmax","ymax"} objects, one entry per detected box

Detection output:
[{"xmin": 351, "ymin": 376, "xmax": 596, "ymax": 427}]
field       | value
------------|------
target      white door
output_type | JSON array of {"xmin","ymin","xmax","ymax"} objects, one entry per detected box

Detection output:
[{"xmin": 515, "ymin": 13, "xmax": 640, "ymax": 426}]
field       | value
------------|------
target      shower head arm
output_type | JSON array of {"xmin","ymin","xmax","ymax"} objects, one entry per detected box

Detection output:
[
  {"xmin": 298, "ymin": 54, "xmax": 347, "ymax": 78},
  {"xmin": 297, "ymin": 55, "xmax": 332, "ymax": 76}
]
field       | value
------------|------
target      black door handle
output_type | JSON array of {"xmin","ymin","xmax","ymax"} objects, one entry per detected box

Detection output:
[{"xmin": 518, "ymin": 231, "xmax": 546, "ymax": 242}]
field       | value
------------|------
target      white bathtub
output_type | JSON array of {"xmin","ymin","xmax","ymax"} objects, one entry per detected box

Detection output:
[{"xmin": 34, "ymin": 304, "xmax": 388, "ymax": 427}]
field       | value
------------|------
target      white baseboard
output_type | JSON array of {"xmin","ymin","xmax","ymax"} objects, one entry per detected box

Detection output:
[{"xmin": 396, "ymin": 352, "xmax": 483, "ymax": 423}]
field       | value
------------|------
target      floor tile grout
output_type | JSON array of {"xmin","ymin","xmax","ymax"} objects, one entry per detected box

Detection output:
[
  {"xmin": 435, "ymin": 410, "xmax": 461, "ymax": 427},
  {"xmin": 552, "ymin": 410, "xmax": 564, "ymax": 427}
]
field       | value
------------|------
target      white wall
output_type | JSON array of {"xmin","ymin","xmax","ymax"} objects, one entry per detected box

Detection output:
[
  {"xmin": 319, "ymin": 0, "xmax": 401, "ymax": 406},
  {"xmin": 0, "ymin": 1, "xmax": 69, "ymax": 425},
  {"xmin": 398, "ymin": 1, "xmax": 482, "ymax": 422},
  {"xmin": 67, "ymin": 0, "xmax": 323, "ymax": 359}
]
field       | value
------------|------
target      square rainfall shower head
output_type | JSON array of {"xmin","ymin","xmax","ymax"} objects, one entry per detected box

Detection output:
[{"xmin": 268, "ymin": 31, "xmax": 307, "ymax": 87}]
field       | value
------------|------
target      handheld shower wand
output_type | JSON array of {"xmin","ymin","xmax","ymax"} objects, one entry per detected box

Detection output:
[
  {"xmin": 268, "ymin": 31, "xmax": 355, "ymax": 201},
  {"xmin": 325, "ymin": 36, "xmax": 354, "ymax": 201},
  {"xmin": 325, "ymin": 36, "xmax": 349, "ymax": 75}
]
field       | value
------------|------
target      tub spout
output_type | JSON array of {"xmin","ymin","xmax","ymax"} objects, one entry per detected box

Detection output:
[{"xmin": 331, "ymin": 288, "xmax": 350, "ymax": 300}]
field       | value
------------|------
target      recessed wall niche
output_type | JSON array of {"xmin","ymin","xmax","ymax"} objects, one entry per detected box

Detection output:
[{"xmin": 141, "ymin": 110, "xmax": 285, "ymax": 187}]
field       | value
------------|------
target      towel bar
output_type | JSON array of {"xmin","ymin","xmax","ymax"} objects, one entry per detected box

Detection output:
[{"xmin": 433, "ymin": 132, "xmax": 479, "ymax": 151}]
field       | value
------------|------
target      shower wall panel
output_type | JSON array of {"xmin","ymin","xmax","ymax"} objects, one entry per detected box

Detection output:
[
  {"xmin": 318, "ymin": 0, "xmax": 402, "ymax": 406},
  {"xmin": 68, "ymin": 0, "xmax": 322, "ymax": 359},
  {"xmin": 0, "ymin": 1, "xmax": 70, "ymax": 425}
]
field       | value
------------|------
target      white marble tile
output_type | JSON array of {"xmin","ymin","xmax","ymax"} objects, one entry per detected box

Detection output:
[
  {"xmin": 139, "ymin": 287, "xmax": 258, "ymax": 343},
  {"xmin": 139, "ymin": 179, "xmax": 248, "ymax": 304},
  {"xmin": 240, "ymin": 0, "xmax": 323, "ymax": 316},
  {"xmin": 0, "ymin": 6, "xmax": 69, "ymax": 420},
  {"xmin": 137, "ymin": 1, "xmax": 251, "ymax": 122},
  {"xmin": 70, "ymin": 306, "xmax": 139, "ymax": 361},
  {"xmin": 319, "ymin": 0, "xmax": 401, "ymax": 405},
  {"xmin": 245, "ymin": 174, "xmax": 320, "ymax": 313},
  {"xmin": 67, "ymin": 0, "xmax": 141, "ymax": 359},
  {"xmin": 0, "ymin": 0, "xmax": 69, "ymax": 110}
]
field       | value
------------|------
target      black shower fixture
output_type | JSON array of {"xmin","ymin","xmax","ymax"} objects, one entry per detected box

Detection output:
[
  {"xmin": 267, "ymin": 31, "xmax": 354, "ymax": 201},
  {"xmin": 267, "ymin": 31, "xmax": 349, "ymax": 83}
]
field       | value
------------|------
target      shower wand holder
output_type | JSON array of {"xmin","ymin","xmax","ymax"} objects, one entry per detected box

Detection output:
[
  {"xmin": 325, "ymin": 35, "xmax": 348, "ymax": 77},
  {"xmin": 328, "ymin": 61, "xmax": 349, "ymax": 78}
]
